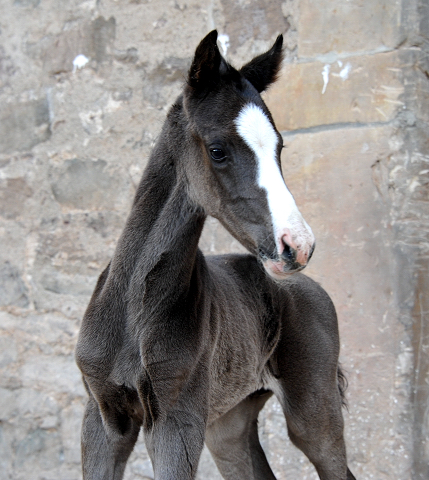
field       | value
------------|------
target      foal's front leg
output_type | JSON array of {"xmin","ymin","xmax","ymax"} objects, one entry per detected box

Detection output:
[
  {"xmin": 81, "ymin": 394, "xmax": 141, "ymax": 480},
  {"xmin": 140, "ymin": 361, "xmax": 209, "ymax": 480},
  {"xmin": 144, "ymin": 407, "xmax": 206, "ymax": 480}
]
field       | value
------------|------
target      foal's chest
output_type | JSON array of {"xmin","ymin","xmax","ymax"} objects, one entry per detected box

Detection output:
[{"xmin": 204, "ymin": 258, "xmax": 281, "ymax": 421}]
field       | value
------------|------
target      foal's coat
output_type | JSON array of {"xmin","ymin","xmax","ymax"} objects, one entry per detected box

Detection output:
[{"xmin": 76, "ymin": 31, "xmax": 356, "ymax": 480}]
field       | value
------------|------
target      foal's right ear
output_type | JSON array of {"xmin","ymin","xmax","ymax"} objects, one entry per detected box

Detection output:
[{"xmin": 188, "ymin": 30, "xmax": 222, "ymax": 92}]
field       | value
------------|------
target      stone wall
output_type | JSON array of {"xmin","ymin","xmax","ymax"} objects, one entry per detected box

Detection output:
[{"xmin": 0, "ymin": 1, "xmax": 428, "ymax": 479}]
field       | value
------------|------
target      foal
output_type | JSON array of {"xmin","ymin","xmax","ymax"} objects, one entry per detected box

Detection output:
[{"xmin": 76, "ymin": 31, "xmax": 356, "ymax": 480}]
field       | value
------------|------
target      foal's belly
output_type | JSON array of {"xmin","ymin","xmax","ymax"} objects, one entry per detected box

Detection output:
[{"xmin": 207, "ymin": 365, "xmax": 267, "ymax": 425}]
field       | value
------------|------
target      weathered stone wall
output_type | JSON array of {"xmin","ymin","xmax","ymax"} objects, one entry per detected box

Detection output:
[{"xmin": 0, "ymin": 1, "xmax": 428, "ymax": 479}]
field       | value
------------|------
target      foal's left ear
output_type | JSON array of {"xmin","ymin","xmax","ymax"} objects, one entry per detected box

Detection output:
[
  {"xmin": 188, "ymin": 30, "xmax": 222, "ymax": 91},
  {"xmin": 240, "ymin": 35, "xmax": 284, "ymax": 93}
]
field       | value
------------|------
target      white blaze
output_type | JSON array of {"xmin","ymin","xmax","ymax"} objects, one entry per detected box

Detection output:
[{"xmin": 234, "ymin": 103, "xmax": 308, "ymax": 255}]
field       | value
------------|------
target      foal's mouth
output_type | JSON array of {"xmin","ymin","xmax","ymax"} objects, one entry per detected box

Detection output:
[
  {"xmin": 258, "ymin": 242, "xmax": 315, "ymax": 280},
  {"xmin": 262, "ymin": 257, "xmax": 306, "ymax": 280}
]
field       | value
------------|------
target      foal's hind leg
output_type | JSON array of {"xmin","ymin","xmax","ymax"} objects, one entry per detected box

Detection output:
[
  {"xmin": 274, "ymin": 275, "xmax": 356, "ymax": 480},
  {"xmin": 275, "ymin": 347, "xmax": 356, "ymax": 479},
  {"xmin": 81, "ymin": 395, "xmax": 141, "ymax": 480},
  {"xmin": 205, "ymin": 389, "xmax": 276, "ymax": 480},
  {"xmin": 279, "ymin": 379, "xmax": 356, "ymax": 480}
]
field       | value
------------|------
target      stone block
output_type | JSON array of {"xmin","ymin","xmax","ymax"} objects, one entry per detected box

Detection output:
[
  {"xmin": 50, "ymin": 158, "xmax": 132, "ymax": 211},
  {"xmin": 0, "ymin": 262, "xmax": 29, "ymax": 308},
  {"xmin": 21, "ymin": 355, "xmax": 86, "ymax": 396},
  {"xmin": 60, "ymin": 402, "xmax": 85, "ymax": 464},
  {"xmin": 14, "ymin": 428, "xmax": 48, "ymax": 465},
  {"xmin": 142, "ymin": 56, "xmax": 190, "ymax": 108},
  {"xmin": 16, "ymin": 388, "xmax": 59, "ymax": 419},
  {"xmin": 298, "ymin": 0, "xmax": 404, "ymax": 57},
  {"xmin": 221, "ymin": 0, "xmax": 290, "ymax": 53},
  {"xmin": 13, "ymin": 0, "xmax": 40, "ymax": 6},
  {"xmin": 264, "ymin": 50, "xmax": 404, "ymax": 131},
  {"xmin": 0, "ymin": 423, "xmax": 13, "ymax": 474},
  {"xmin": 0, "ymin": 98, "xmax": 51, "ymax": 154},
  {"xmin": 281, "ymin": 125, "xmax": 392, "ymax": 315},
  {"xmin": 0, "ymin": 336, "xmax": 18, "ymax": 368},
  {"xmin": 0, "ymin": 177, "xmax": 33, "ymax": 220},
  {"xmin": 0, "ymin": 388, "xmax": 17, "ymax": 420},
  {"xmin": 86, "ymin": 16, "xmax": 116, "ymax": 64},
  {"xmin": 28, "ymin": 16, "xmax": 116, "ymax": 75},
  {"xmin": 14, "ymin": 427, "xmax": 64, "ymax": 473}
]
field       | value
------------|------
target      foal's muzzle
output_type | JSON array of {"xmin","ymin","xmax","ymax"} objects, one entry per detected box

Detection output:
[
  {"xmin": 261, "ymin": 226, "xmax": 316, "ymax": 280},
  {"xmin": 281, "ymin": 235, "xmax": 315, "ymax": 265}
]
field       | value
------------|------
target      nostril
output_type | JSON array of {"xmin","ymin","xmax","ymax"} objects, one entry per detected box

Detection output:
[{"xmin": 281, "ymin": 239, "xmax": 295, "ymax": 263}]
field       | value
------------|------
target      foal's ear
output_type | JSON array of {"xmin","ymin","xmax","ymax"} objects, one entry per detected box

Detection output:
[
  {"xmin": 188, "ymin": 30, "xmax": 222, "ymax": 91},
  {"xmin": 240, "ymin": 35, "xmax": 284, "ymax": 93}
]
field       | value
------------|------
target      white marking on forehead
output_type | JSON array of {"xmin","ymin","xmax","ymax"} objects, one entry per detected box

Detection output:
[
  {"xmin": 234, "ymin": 103, "xmax": 278, "ymax": 158},
  {"xmin": 234, "ymin": 103, "xmax": 299, "ymax": 245}
]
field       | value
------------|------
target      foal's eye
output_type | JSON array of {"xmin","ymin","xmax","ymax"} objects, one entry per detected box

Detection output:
[{"xmin": 209, "ymin": 147, "xmax": 227, "ymax": 163}]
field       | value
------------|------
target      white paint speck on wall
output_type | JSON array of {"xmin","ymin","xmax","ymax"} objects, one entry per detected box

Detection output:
[
  {"xmin": 339, "ymin": 62, "xmax": 352, "ymax": 81},
  {"xmin": 73, "ymin": 54, "xmax": 89, "ymax": 73},
  {"xmin": 218, "ymin": 34, "xmax": 230, "ymax": 56},
  {"xmin": 321, "ymin": 64, "xmax": 330, "ymax": 94}
]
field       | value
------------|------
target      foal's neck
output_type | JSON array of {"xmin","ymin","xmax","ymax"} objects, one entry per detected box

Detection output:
[{"xmin": 111, "ymin": 100, "xmax": 206, "ymax": 302}]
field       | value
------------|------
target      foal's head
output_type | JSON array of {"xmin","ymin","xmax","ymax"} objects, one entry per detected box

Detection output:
[{"xmin": 182, "ymin": 30, "xmax": 315, "ymax": 280}]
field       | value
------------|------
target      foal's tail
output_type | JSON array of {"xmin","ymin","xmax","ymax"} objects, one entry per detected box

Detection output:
[{"xmin": 337, "ymin": 365, "xmax": 349, "ymax": 409}]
